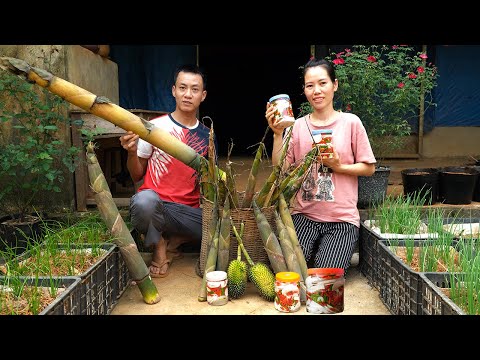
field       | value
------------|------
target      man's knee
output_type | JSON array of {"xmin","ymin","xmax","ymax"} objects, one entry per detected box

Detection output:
[
  {"xmin": 130, "ymin": 190, "xmax": 161, "ymax": 231},
  {"xmin": 131, "ymin": 190, "xmax": 160, "ymax": 213}
]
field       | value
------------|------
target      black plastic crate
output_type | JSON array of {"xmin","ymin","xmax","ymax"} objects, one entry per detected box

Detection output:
[
  {"xmin": 359, "ymin": 222, "xmax": 384, "ymax": 290},
  {"xmin": 377, "ymin": 239, "xmax": 459, "ymax": 315},
  {"xmin": 359, "ymin": 220, "xmax": 436, "ymax": 290},
  {"xmin": 114, "ymin": 245, "xmax": 132, "ymax": 300},
  {"xmin": 75, "ymin": 243, "xmax": 118, "ymax": 315},
  {"xmin": 0, "ymin": 276, "xmax": 82, "ymax": 315},
  {"xmin": 420, "ymin": 272, "xmax": 465, "ymax": 315},
  {"xmin": 15, "ymin": 243, "xmax": 118, "ymax": 315}
]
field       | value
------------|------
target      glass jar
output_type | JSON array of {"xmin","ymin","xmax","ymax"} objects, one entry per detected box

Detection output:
[
  {"xmin": 206, "ymin": 271, "xmax": 228, "ymax": 306},
  {"xmin": 305, "ymin": 268, "xmax": 345, "ymax": 314},
  {"xmin": 269, "ymin": 94, "xmax": 295, "ymax": 129},
  {"xmin": 311, "ymin": 129, "xmax": 333, "ymax": 159},
  {"xmin": 274, "ymin": 271, "xmax": 301, "ymax": 313}
]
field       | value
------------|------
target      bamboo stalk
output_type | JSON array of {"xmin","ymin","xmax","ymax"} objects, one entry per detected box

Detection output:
[
  {"xmin": 241, "ymin": 128, "xmax": 269, "ymax": 208},
  {"xmin": 217, "ymin": 176, "xmax": 227, "ymax": 207},
  {"xmin": 231, "ymin": 222, "xmax": 254, "ymax": 267},
  {"xmin": 86, "ymin": 142, "xmax": 160, "ymax": 304},
  {"xmin": 255, "ymin": 170, "xmax": 278, "ymax": 208},
  {"xmin": 274, "ymin": 209, "xmax": 306, "ymax": 303},
  {"xmin": 0, "ymin": 56, "xmax": 210, "ymax": 175},
  {"xmin": 262, "ymin": 178, "xmax": 279, "ymax": 208},
  {"xmin": 202, "ymin": 122, "xmax": 217, "ymax": 202},
  {"xmin": 198, "ymin": 219, "xmax": 221, "ymax": 302},
  {"xmin": 278, "ymin": 126, "xmax": 293, "ymax": 167},
  {"xmin": 282, "ymin": 163, "xmax": 313, "ymax": 204},
  {"xmin": 274, "ymin": 210, "xmax": 303, "ymax": 278},
  {"xmin": 270, "ymin": 146, "xmax": 319, "ymax": 204},
  {"xmin": 225, "ymin": 143, "xmax": 239, "ymax": 208},
  {"xmin": 255, "ymin": 127, "xmax": 293, "ymax": 207},
  {"xmin": 252, "ymin": 200, "xmax": 287, "ymax": 273},
  {"xmin": 241, "ymin": 142, "xmax": 265, "ymax": 208},
  {"xmin": 216, "ymin": 196, "xmax": 231, "ymax": 272},
  {"xmin": 278, "ymin": 193, "xmax": 308, "ymax": 281},
  {"xmin": 207, "ymin": 201, "xmax": 219, "ymax": 252}
]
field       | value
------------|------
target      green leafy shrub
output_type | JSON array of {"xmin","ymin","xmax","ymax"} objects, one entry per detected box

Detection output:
[
  {"xmin": 299, "ymin": 45, "xmax": 439, "ymax": 164},
  {"xmin": 0, "ymin": 63, "xmax": 81, "ymax": 219}
]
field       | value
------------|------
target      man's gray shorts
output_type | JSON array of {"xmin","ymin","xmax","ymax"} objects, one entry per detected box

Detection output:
[{"xmin": 130, "ymin": 189, "xmax": 202, "ymax": 248}]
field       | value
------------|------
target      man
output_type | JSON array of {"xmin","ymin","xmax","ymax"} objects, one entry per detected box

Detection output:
[{"xmin": 120, "ymin": 64, "xmax": 214, "ymax": 277}]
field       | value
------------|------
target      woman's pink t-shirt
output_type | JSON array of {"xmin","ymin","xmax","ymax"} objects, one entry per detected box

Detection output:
[{"xmin": 284, "ymin": 112, "xmax": 376, "ymax": 228}]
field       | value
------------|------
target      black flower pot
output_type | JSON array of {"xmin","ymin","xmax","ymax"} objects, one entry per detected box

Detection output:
[
  {"xmin": 358, "ymin": 166, "xmax": 390, "ymax": 209},
  {"xmin": 439, "ymin": 166, "xmax": 479, "ymax": 205},
  {"xmin": 401, "ymin": 168, "xmax": 439, "ymax": 205},
  {"xmin": 0, "ymin": 214, "xmax": 44, "ymax": 257},
  {"xmin": 470, "ymin": 165, "xmax": 480, "ymax": 202}
]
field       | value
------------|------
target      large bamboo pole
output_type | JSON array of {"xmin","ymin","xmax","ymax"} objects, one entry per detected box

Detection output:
[
  {"xmin": 86, "ymin": 142, "xmax": 160, "ymax": 304},
  {"xmin": 0, "ymin": 56, "xmax": 208, "ymax": 174}
]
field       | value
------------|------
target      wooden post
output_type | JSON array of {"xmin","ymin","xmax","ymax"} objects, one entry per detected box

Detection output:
[{"xmin": 418, "ymin": 45, "xmax": 427, "ymax": 158}]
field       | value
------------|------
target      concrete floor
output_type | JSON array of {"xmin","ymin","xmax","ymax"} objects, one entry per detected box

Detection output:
[
  {"xmin": 111, "ymin": 155, "xmax": 476, "ymax": 315},
  {"xmin": 110, "ymin": 253, "xmax": 390, "ymax": 315}
]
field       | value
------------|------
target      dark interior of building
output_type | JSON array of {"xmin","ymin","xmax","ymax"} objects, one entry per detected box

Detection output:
[{"xmin": 198, "ymin": 45, "xmax": 311, "ymax": 156}]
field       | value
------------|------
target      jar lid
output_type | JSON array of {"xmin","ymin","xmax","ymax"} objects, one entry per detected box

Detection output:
[
  {"xmin": 312, "ymin": 129, "xmax": 333, "ymax": 135},
  {"xmin": 269, "ymin": 94, "xmax": 290, "ymax": 102},
  {"xmin": 307, "ymin": 268, "xmax": 344, "ymax": 277},
  {"xmin": 206, "ymin": 271, "xmax": 227, "ymax": 281},
  {"xmin": 276, "ymin": 271, "xmax": 300, "ymax": 282}
]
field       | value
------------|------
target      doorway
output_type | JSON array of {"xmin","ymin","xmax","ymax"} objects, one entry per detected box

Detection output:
[{"xmin": 198, "ymin": 45, "xmax": 311, "ymax": 156}]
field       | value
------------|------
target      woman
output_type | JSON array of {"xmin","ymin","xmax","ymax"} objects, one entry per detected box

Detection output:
[{"xmin": 265, "ymin": 58, "xmax": 376, "ymax": 271}]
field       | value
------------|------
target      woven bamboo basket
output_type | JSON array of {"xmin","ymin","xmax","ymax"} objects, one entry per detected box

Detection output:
[{"xmin": 196, "ymin": 192, "xmax": 277, "ymax": 277}]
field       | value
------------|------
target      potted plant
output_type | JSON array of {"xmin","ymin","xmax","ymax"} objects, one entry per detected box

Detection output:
[
  {"xmin": 301, "ymin": 45, "xmax": 439, "ymax": 208},
  {"xmin": 0, "ymin": 56, "xmax": 82, "ymax": 254}
]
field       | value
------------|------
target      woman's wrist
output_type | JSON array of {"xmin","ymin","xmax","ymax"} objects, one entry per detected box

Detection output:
[{"xmin": 273, "ymin": 131, "xmax": 283, "ymax": 139}]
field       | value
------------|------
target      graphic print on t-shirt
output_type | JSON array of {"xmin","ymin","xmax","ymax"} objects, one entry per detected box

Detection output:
[
  {"xmin": 149, "ymin": 125, "xmax": 192, "ymax": 189},
  {"xmin": 137, "ymin": 114, "xmax": 210, "ymax": 207},
  {"xmin": 301, "ymin": 165, "xmax": 335, "ymax": 202}
]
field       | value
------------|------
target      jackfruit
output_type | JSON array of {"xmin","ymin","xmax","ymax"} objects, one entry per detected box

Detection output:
[
  {"xmin": 248, "ymin": 262, "xmax": 275, "ymax": 302},
  {"xmin": 227, "ymin": 259, "xmax": 247, "ymax": 299}
]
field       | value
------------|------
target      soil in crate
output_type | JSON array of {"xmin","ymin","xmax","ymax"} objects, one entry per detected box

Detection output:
[
  {"xmin": 15, "ymin": 248, "xmax": 107, "ymax": 276},
  {"xmin": 0, "ymin": 276, "xmax": 81, "ymax": 315},
  {"xmin": 1, "ymin": 285, "xmax": 66, "ymax": 315},
  {"xmin": 439, "ymin": 286, "xmax": 476, "ymax": 314},
  {"xmin": 392, "ymin": 246, "xmax": 460, "ymax": 272}
]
